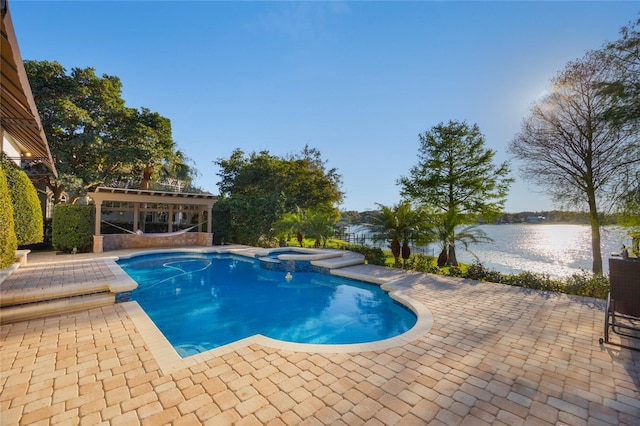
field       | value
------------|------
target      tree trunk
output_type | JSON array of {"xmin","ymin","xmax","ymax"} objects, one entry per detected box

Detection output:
[
  {"xmin": 401, "ymin": 240, "xmax": 411, "ymax": 268},
  {"xmin": 587, "ymin": 191, "xmax": 603, "ymax": 274},
  {"xmin": 52, "ymin": 184, "xmax": 65, "ymax": 204},
  {"xmin": 447, "ymin": 243, "xmax": 458, "ymax": 266},
  {"xmin": 390, "ymin": 239, "xmax": 400, "ymax": 266},
  {"xmin": 437, "ymin": 247, "xmax": 448, "ymax": 267},
  {"xmin": 141, "ymin": 165, "xmax": 154, "ymax": 190}
]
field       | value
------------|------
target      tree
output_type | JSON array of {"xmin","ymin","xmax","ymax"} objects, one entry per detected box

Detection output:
[
  {"xmin": 601, "ymin": 16, "xmax": 640, "ymax": 231},
  {"xmin": 213, "ymin": 146, "xmax": 343, "ymax": 245},
  {"xmin": 303, "ymin": 210, "xmax": 339, "ymax": 248},
  {"xmin": 600, "ymin": 16, "xmax": 640, "ymax": 128},
  {"xmin": 400, "ymin": 120, "xmax": 512, "ymax": 266},
  {"xmin": 150, "ymin": 149, "xmax": 198, "ymax": 192},
  {"xmin": 24, "ymin": 60, "xmax": 195, "ymax": 201},
  {"xmin": 274, "ymin": 208, "xmax": 306, "ymax": 246},
  {"xmin": 366, "ymin": 201, "xmax": 431, "ymax": 267},
  {"xmin": 616, "ymin": 174, "xmax": 640, "ymax": 228},
  {"xmin": 509, "ymin": 51, "xmax": 640, "ymax": 274}
]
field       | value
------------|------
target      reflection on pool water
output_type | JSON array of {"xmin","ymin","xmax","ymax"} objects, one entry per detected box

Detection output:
[{"xmin": 117, "ymin": 252, "xmax": 417, "ymax": 357}]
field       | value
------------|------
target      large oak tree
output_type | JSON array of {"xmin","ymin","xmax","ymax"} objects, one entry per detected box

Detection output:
[{"xmin": 25, "ymin": 60, "xmax": 195, "ymax": 202}]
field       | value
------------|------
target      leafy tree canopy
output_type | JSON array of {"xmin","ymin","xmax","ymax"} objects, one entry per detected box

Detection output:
[
  {"xmin": 601, "ymin": 15, "xmax": 640, "ymax": 128},
  {"xmin": 25, "ymin": 60, "xmax": 197, "ymax": 202},
  {"xmin": 600, "ymin": 15, "xmax": 640, "ymax": 228},
  {"xmin": 213, "ymin": 145, "xmax": 343, "ymax": 246}
]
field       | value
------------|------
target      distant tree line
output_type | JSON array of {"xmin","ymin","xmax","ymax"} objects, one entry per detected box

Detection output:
[
  {"xmin": 492, "ymin": 211, "xmax": 619, "ymax": 225},
  {"xmin": 341, "ymin": 210, "xmax": 620, "ymax": 226}
]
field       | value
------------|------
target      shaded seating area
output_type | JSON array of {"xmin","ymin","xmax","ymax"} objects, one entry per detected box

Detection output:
[
  {"xmin": 88, "ymin": 187, "xmax": 217, "ymax": 252},
  {"xmin": 600, "ymin": 257, "xmax": 640, "ymax": 351}
]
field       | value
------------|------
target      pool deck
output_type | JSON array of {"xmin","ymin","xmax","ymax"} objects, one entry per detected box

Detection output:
[{"xmin": 1, "ymin": 247, "xmax": 639, "ymax": 425}]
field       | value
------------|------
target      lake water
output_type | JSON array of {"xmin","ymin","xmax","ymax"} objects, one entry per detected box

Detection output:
[{"xmin": 349, "ymin": 224, "xmax": 632, "ymax": 278}]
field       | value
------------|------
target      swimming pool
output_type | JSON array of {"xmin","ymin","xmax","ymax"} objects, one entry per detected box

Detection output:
[{"xmin": 117, "ymin": 252, "xmax": 418, "ymax": 357}]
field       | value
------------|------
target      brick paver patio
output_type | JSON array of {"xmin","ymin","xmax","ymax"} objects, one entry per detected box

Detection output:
[{"xmin": 1, "ymin": 251, "xmax": 639, "ymax": 425}]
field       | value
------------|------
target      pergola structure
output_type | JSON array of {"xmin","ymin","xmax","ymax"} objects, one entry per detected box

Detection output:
[{"xmin": 88, "ymin": 187, "xmax": 217, "ymax": 252}]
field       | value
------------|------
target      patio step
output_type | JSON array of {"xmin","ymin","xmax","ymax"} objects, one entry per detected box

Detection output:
[
  {"xmin": 0, "ymin": 292, "xmax": 115, "ymax": 324},
  {"xmin": 0, "ymin": 281, "xmax": 111, "ymax": 308}
]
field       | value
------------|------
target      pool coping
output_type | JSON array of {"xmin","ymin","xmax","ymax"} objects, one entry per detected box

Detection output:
[{"xmin": 115, "ymin": 247, "xmax": 434, "ymax": 375}]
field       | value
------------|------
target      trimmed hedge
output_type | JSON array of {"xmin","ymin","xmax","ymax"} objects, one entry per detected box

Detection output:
[
  {"xmin": 1, "ymin": 158, "xmax": 43, "ymax": 245},
  {"xmin": 0, "ymin": 163, "xmax": 18, "ymax": 268},
  {"xmin": 52, "ymin": 204, "xmax": 94, "ymax": 252}
]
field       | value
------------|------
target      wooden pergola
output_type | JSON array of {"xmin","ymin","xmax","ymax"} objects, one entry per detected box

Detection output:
[{"xmin": 89, "ymin": 186, "xmax": 217, "ymax": 240}]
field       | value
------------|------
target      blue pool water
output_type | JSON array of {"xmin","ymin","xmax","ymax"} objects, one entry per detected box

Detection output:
[{"xmin": 117, "ymin": 252, "xmax": 417, "ymax": 357}]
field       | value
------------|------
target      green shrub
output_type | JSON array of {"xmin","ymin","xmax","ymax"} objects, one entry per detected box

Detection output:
[
  {"xmin": 0, "ymin": 164, "xmax": 18, "ymax": 268},
  {"xmin": 447, "ymin": 265, "xmax": 465, "ymax": 278},
  {"xmin": 348, "ymin": 245, "xmax": 387, "ymax": 266},
  {"xmin": 52, "ymin": 204, "xmax": 94, "ymax": 252},
  {"xmin": 564, "ymin": 271, "xmax": 610, "ymax": 299},
  {"xmin": 404, "ymin": 254, "xmax": 441, "ymax": 274},
  {"xmin": 464, "ymin": 261, "xmax": 505, "ymax": 283},
  {"xmin": 502, "ymin": 270, "xmax": 563, "ymax": 293},
  {"xmin": 1, "ymin": 157, "xmax": 43, "ymax": 246},
  {"xmin": 211, "ymin": 198, "xmax": 232, "ymax": 245}
]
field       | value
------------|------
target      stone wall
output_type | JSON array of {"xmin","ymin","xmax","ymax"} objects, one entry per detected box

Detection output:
[{"xmin": 100, "ymin": 232, "xmax": 213, "ymax": 252}]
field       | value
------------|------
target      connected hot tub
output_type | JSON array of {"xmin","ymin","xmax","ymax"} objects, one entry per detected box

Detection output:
[{"xmin": 255, "ymin": 247, "xmax": 345, "ymax": 272}]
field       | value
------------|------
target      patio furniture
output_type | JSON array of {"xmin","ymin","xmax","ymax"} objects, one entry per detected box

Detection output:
[{"xmin": 600, "ymin": 257, "xmax": 640, "ymax": 351}]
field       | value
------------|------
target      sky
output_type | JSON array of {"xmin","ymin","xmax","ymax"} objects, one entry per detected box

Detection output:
[{"xmin": 9, "ymin": 1, "xmax": 639, "ymax": 213}]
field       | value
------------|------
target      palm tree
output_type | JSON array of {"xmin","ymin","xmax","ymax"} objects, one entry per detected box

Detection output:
[
  {"xmin": 274, "ymin": 208, "xmax": 307, "ymax": 246},
  {"xmin": 367, "ymin": 204, "xmax": 402, "ymax": 266},
  {"xmin": 367, "ymin": 202, "xmax": 431, "ymax": 267},
  {"xmin": 450, "ymin": 224, "xmax": 493, "ymax": 266},
  {"xmin": 303, "ymin": 211, "xmax": 338, "ymax": 248},
  {"xmin": 145, "ymin": 150, "xmax": 195, "ymax": 191},
  {"xmin": 427, "ymin": 211, "xmax": 492, "ymax": 266}
]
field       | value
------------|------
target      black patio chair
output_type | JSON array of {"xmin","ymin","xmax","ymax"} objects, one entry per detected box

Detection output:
[{"xmin": 600, "ymin": 257, "xmax": 640, "ymax": 351}]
